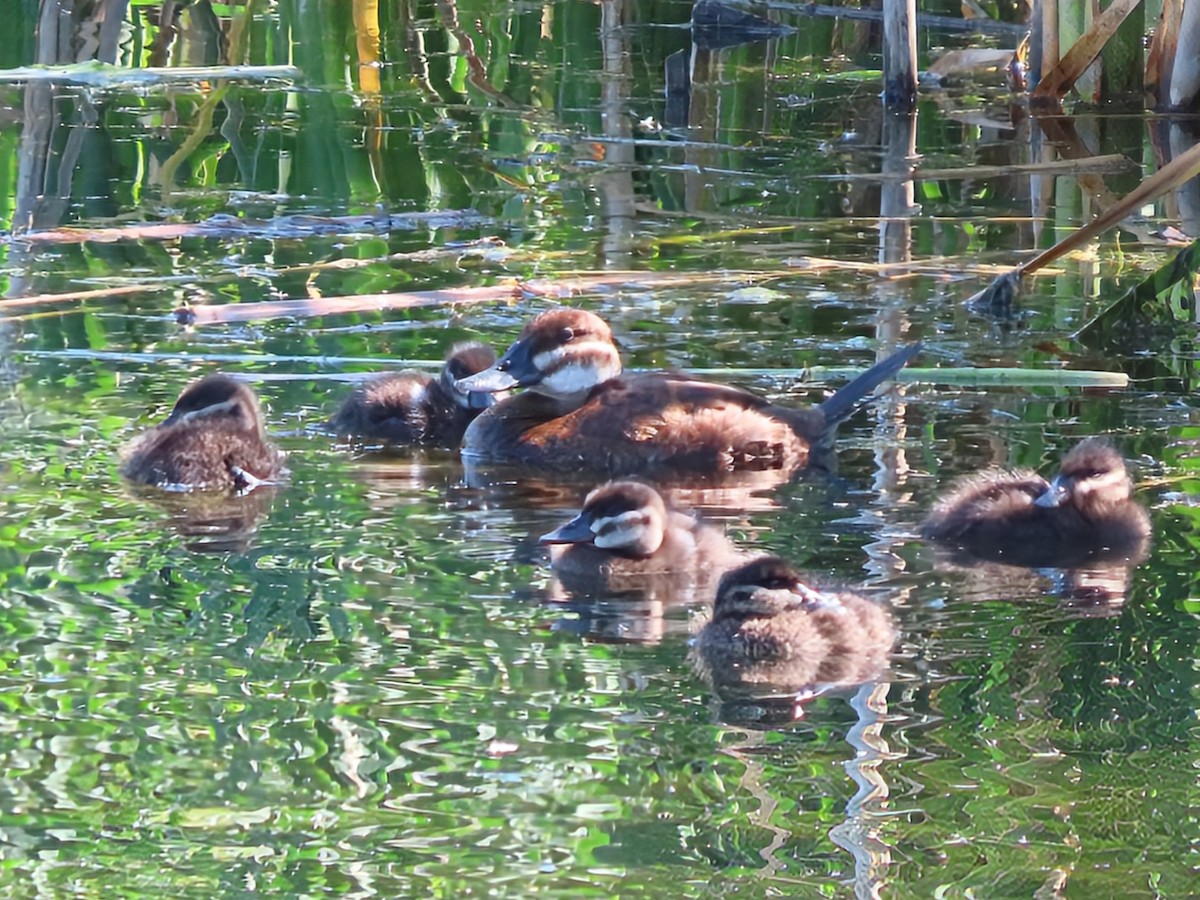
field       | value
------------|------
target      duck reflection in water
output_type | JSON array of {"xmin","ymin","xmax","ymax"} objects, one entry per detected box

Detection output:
[
  {"xmin": 693, "ymin": 556, "xmax": 895, "ymax": 726},
  {"xmin": 927, "ymin": 556, "xmax": 1144, "ymax": 619},
  {"xmin": 330, "ymin": 341, "xmax": 504, "ymax": 447},
  {"xmin": 121, "ymin": 374, "xmax": 286, "ymax": 494},
  {"xmin": 538, "ymin": 480, "xmax": 755, "ymax": 643},
  {"xmin": 920, "ymin": 438, "xmax": 1151, "ymax": 569},
  {"xmin": 125, "ymin": 485, "xmax": 279, "ymax": 554}
]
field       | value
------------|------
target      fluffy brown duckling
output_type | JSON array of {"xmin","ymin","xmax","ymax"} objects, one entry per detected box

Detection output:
[
  {"xmin": 330, "ymin": 341, "xmax": 503, "ymax": 446},
  {"xmin": 457, "ymin": 308, "xmax": 920, "ymax": 480},
  {"xmin": 120, "ymin": 374, "xmax": 286, "ymax": 493},
  {"xmin": 695, "ymin": 556, "xmax": 895, "ymax": 699},
  {"xmin": 540, "ymin": 479, "xmax": 749, "ymax": 600},
  {"xmin": 920, "ymin": 437, "xmax": 1150, "ymax": 567}
]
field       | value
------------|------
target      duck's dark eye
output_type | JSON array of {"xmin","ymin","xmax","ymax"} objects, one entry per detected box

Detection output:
[{"xmin": 559, "ymin": 327, "xmax": 575, "ymax": 343}]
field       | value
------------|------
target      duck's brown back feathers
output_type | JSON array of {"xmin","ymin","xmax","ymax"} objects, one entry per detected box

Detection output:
[
  {"xmin": 120, "ymin": 375, "xmax": 284, "ymax": 492},
  {"xmin": 464, "ymin": 373, "xmax": 826, "ymax": 476},
  {"xmin": 331, "ymin": 342, "xmax": 497, "ymax": 446},
  {"xmin": 920, "ymin": 467, "xmax": 1051, "ymax": 541}
]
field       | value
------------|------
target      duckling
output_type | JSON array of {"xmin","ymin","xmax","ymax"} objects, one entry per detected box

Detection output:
[
  {"xmin": 120, "ymin": 374, "xmax": 285, "ymax": 493},
  {"xmin": 330, "ymin": 341, "xmax": 502, "ymax": 446},
  {"xmin": 920, "ymin": 437, "xmax": 1151, "ymax": 567},
  {"xmin": 456, "ymin": 308, "xmax": 920, "ymax": 480},
  {"xmin": 695, "ymin": 555, "xmax": 895, "ymax": 697},
  {"xmin": 539, "ymin": 479, "xmax": 749, "ymax": 599}
]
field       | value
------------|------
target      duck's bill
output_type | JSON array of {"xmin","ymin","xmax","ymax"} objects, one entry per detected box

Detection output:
[
  {"xmin": 462, "ymin": 387, "xmax": 502, "ymax": 409},
  {"xmin": 539, "ymin": 514, "xmax": 595, "ymax": 545},
  {"xmin": 456, "ymin": 338, "xmax": 545, "ymax": 394},
  {"xmin": 1034, "ymin": 476, "xmax": 1069, "ymax": 508},
  {"xmin": 456, "ymin": 367, "xmax": 521, "ymax": 394}
]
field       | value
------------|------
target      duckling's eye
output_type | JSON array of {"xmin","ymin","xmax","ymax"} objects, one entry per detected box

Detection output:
[{"xmin": 559, "ymin": 327, "xmax": 575, "ymax": 343}]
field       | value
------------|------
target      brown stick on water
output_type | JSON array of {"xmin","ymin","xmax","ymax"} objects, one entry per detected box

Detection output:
[
  {"xmin": 968, "ymin": 138, "xmax": 1200, "ymax": 314},
  {"xmin": 179, "ymin": 284, "xmax": 519, "ymax": 325},
  {"xmin": 175, "ymin": 272, "xmax": 743, "ymax": 326},
  {"xmin": 825, "ymin": 153, "xmax": 1136, "ymax": 183},
  {"xmin": 0, "ymin": 284, "xmax": 154, "ymax": 310},
  {"xmin": 1017, "ymin": 139, "xmax": 1200, "ymax": 277},
  {"xmin": 10, "ymin": 210, "xmax": 489, "ymax": 244}
]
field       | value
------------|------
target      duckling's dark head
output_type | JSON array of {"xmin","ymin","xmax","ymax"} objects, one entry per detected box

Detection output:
[
  {"xmin": 1035, "ymin": 438, "xmax": 1133, "ymax": 512},
  {"xmin": 455, "ymin": 308, "xmax": 622, "ymax": 401},
  {"xmin": 715, "ymin": 555, "xmax": 835, "ymax": 618},
  {"xmin": 540, "ymin": 479, "xmax": 667, "ymax": 558},
  {"xmin": 163, "ymin": 375, "xmax": 265, "ymax": 434},
  {"xmin": 441, "ymin": 341, "xmax": 503, "ymax": 410}
]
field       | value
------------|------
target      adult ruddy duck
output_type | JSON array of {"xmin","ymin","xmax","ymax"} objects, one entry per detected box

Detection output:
[
  {"xmin": 920, "ymin": 437, "xmax": 1150, "ymax": 567},
  {"xmin": 120, "ymin": 374, "xmax": 286, "ymax": 493},
  {"xmin": 456, "ymin": 309, "xmax": 920, "ymax": 479},
  {"xmin": 695, "ymin": 555, "xmax": 895, "ymax": 698},
  {"xmin": 330, "ymin": 341, "xmax": 502, "ymax": 446},
  {"xmin": 540, "ymin": 479, "xmax": 751, "ymax": 598}
]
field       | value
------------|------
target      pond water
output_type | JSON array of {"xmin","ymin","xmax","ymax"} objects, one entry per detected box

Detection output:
[{"xmin": 0, "ymin": 0, "xmax": 1196, "ymax": 896}]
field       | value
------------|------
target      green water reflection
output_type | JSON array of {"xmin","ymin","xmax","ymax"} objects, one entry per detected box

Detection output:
[{"xmin": 0, "ymin": 0, "xmax": 1196, "ymax": 897}]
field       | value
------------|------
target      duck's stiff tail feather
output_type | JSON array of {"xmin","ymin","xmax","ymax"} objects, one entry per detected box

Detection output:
[{"xmin": 817, "ymin": 342, "xmax": 922, "ymax": 429}]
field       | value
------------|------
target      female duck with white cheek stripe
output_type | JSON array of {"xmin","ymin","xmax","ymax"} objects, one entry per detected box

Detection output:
[{"xmin": 457, "ymin": 308, "xmax": 921, "ymax": 480}]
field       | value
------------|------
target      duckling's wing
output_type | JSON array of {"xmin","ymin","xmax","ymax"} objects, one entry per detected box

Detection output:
[
  {"xmin": 920, "ymin": 469, "xmax": 1048, "ymax": 541},
  {"xmin": 330, "ymin": 372, "xmax": 433, "ymax": 441}
]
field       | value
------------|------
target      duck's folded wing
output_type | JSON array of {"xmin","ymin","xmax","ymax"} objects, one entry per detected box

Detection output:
[
  {"xmin": 563, "ymin": 375, "xmax": 803, "ymax": 468},
  {"xmin": 920, "ymin": 469, "xmax": 1049, "ymax": 540}
]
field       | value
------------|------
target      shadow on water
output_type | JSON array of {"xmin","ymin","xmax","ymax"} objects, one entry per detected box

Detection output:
[{"xmin": 0, "ymin": 0, "xmax": 1197, "ymax": 896}]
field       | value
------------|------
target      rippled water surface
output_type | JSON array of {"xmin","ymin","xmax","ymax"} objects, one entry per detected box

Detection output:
[{"xmin": 0, "ymin": 1, "xmax": 1197, "ymax": 896}]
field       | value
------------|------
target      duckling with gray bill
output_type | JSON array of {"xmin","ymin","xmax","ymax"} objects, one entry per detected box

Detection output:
[
  {"xmin": 330, "ymin": 341, "xmax": 503, "ymax": 446},
  {"xmin": 540, "ymin": 479, "xmax": 751, "ymax": 599},
  {"xmin": 120, "ymin": 374, "xmax": 286, "ymax": 493},
  {"xmin": 458, "ymin": 308, "xmax": 921, "ymax": 479},
  {"xmin": 920, "ymin": 437, "xmax": 1150, "ymax": 568}
]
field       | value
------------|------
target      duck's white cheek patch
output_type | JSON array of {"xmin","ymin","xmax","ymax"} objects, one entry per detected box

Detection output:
[
  {"xmin": 593, "ymin": 510, "xmax": 646, "ymax": 549},
  {"xmin": 541, "ymin": 362, "xmax": 602, "ymax": 396},
  {"xmin": 533, "ymin": 348, "xmax": 566, "ymax": 370}
]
